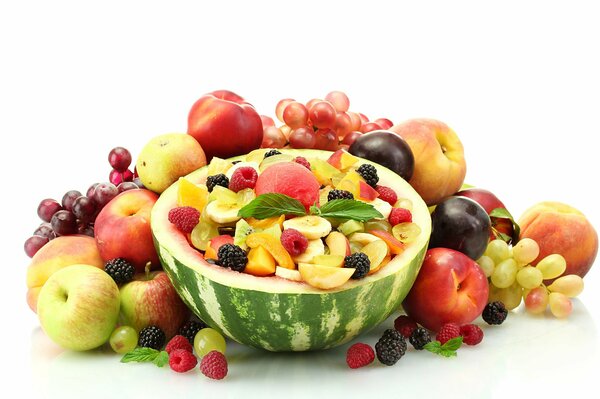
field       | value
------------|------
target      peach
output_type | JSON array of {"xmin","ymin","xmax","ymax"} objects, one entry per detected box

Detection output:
[
  {"xmin": 205, "ymin": 235, "xmax": 234, "ymax": 260},
  {"xmin": 255, "ymin": 162, "xmax": 320, "ymax": 212},
  {"xmin": 95, "ymin": 189, "xmax": 160, "ymax": 272},
  {"xmin": 391, "ymin": 118, "xmax": 466, "ymax": 206},
  {"xmin": 26, "ymin": 235, "xmax": 104, "ymax": 313},
  {"xmin": 519, "ymin": 201, "xmax": 598, "ymax": 281}
]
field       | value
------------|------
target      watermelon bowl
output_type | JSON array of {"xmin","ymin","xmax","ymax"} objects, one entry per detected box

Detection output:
[{"xmin": 151, "ymin": 149, "xmax": 431, "ymax": 351}]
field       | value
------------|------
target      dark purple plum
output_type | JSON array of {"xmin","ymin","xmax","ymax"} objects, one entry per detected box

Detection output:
[
  {"xmin": 428, "ymin": 196, "xmax": 491, "ymax": 260},
  {"xmin": 348, "ymin": 130, "xmax": 414, "ymax": 181}
]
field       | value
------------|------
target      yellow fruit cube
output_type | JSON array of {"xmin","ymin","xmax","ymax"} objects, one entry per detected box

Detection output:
[
  {"xmin": 177, "ymin": 178, "xmax": 209, "ymax": 212},
  {"xmin": 245, "ymin": 246, "xmax": 277, "ymax": 277}
]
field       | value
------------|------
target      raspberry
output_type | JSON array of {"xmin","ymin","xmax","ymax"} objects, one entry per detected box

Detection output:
[
  {"xmin": 165, "ymin": 334, "xmax": 194, "ymax": 354},
  {"xmin": 228, "ymin": 167, "xmax": 258, "ymax": 193},
  {"xmin": 200, "ymin": 350, "xmax": 228, "ymax": 380},
  {"xmin": 168, "ymin": 206, "xmax": 201, "ymax": 233},
  {"xmin": 280, "ymin": 229, "xmax": 309, "ymax": 256},
  {"xmin": 460, "ymin": 324, "xmax": 484, "ymax": 346},
  {"xmin": 436, "ymin": 323, "xmax": 461, "ymax": 345},
  {"xmin": 482, "ymin": 301, "xmax": 508, "ymax": 325},
  {"xmin": 388, "ymin": 208, "xmax": 412, "ymax": 226},
  {"xmin": 393, "ymin": 315, "xmax": 418, "ymax": 338},
  {"xmin": 169, "ymin": 349, "xmax": 197, "ymax": 373},
  {"xmin": 293, "ymin": 156, "xmax": 311, "ymax": 169},
  {"xmin": 375, "ymin": 185, "xmax": 398, "ymax": 206},
  {"xmin": 346, "ymin": 343, "xmax": 375, "ymax": 369}
]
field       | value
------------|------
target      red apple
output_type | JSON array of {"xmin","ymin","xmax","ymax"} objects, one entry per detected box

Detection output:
[
  {"xmin": 402, "ymin": 248, "xmax": 489, "ymax": 331},
  {"xmin": 119, "ymin": 271, "xmax": 190, "ymax": 340},
  {"xmin": 94, "ymin": 189, "xmax": 159, "ymax": 272},
  {"xmin": 455, "ymin": 188, "xmax": 515, "ymax": 241},
  {"xmin": 187, "ymin": 90, "xmax": 263, "ymax": 161}
]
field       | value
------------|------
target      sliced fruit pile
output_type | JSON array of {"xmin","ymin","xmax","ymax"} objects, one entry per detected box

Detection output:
[{"xmin": 168, "ymin": 148, "xmax": 422, "ymax": 290}]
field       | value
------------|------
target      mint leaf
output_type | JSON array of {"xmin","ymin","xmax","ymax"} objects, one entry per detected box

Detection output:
[
  {"xmin": 238, "ymin": 194, "xmax": 306, "ymax": 219},
  {"xmin": 121, "ymin": 347, "xmax": 160, "ymax": 363},
  {"xmin": 152, "ymin": 351, "xmax": 169, "ymax": 367},
  {"xmin": 424, "ymin": 336, "xmax": 463, "ymax": 358},
  {"xmin": 489, "ymin": 207, "xmax": 520, "ymax": 244},
  {"xmin": 316, "ymin": 199, "xmax": 383, "ymax": 222}
]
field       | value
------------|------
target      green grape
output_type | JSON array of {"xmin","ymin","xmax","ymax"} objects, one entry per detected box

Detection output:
[
  {"xmin": 491, "ymin": 258, "xmax": 517, "ymax": 288},
  {"xmin": 349, "ymin": 241, "xmax": 363, "ymax": 254},
  {"xmin": 516, "ymin": 266, "xmax": 544, "ymax": 289},
  {"xmin": 548, "ymin": 292, "xmax": 572, "ymax": 318},
  {"xmin": 194, "ymin": 328, "xmax": 226, "ymax": 357},
  {"xmin": 191, "ymin": 210, "xmax": 220, "ymax": 251},
  {"xmin": 488, "ymin": 281, "xmax": 523, "ymax": 310},
  {"xmin": 536, "ymin": 254, "xmax": 567, "ymax": 280},
  {"xmin": 547, "ymin": 275, "xmax": 584, "ymax": 297},
  {"xmin": 364, "ymin": 219, "xmax": 392, "ymax": 233},
  {"xmin": 391, "ymin": 222, "xmax": 421, "ymax": 244},
  {"xmin": 109, "ymin": 326, "xmax": 138, "ymax": 354},
  {"xmin": 394, "ymin": 198, "xmax": 413, "ymax": 211},
  {"xmin": 512, "ymin": 238, "xmax": 540, "ymax": 266},
  {"xmin": 236, "ymin": 188, "xmax": 256, "ymax": 207},
  {"xmin": 476, "ymin": 255, "xmax": 495, "ymax": 277},
  {"xmin": 485, "ymin": 239, "xmax": 510, "ymax": 264}
]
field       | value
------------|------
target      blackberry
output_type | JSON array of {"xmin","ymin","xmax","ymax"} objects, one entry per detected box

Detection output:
[
  {"xmin": 104, "ymin": 258, "xmax": 135, "ymax": 284},
  {"xmin": 263, "ymin": 149, "xmax": 282, "ymax": 159},
  {"xmin": 375, "ymin": 328, "xmax": 407, "ymax": 366},
  {"xmin": 482, "ymin": 301, "xmax": 508, "ymax": 325},
  {"xmin": 409, "ymin": 327, "xmax": 431, "ymax": 350},
  {"xmin": 344, "ymin": 252, "xmax": 370, "ymax": 279},
  {"xmin": 356, "ymin": 164, "xmax": 379, "ymax": 187},
  {"xmin": 178, "ymin": 319, "xmax": 208, "ymax": 345},
  {"xmin": 138, "ymin": 325, "xmax": 166, "ymax": 350},
  {"xmin": 206, "ymin": 174, "xmax": 229, "ymax": 192},
  {"xmin": 327, "ymin": 189, "xmax": 354, "ymax": 201},
  {"xmin": 217, "ymin": 243, "xmax": 248, "ymax": 272}
]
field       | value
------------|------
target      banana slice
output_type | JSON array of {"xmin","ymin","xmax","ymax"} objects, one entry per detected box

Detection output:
[
  {"xmin": 283, "ymin": 215, "xmax": 332, "ymax": 240},
  {"xmin": 205, "ymin": 200, "xmax": 241, "ymax": 224},
  {"xmin": 349, "ymin": 232, "xmax": 382, "ymax": 246},
  {"xmin": 292, "ymin": 238, "xmax": 325, "ymax": 264},
  {"xmin": 369, "ymin": 198, "xmax": 393, "ymax": 219},
  {"xmin": 275, "ymin": 266, "xmax": 302, "ymax": 282}
]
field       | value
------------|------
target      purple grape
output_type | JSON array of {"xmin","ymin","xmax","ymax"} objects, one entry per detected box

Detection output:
[
  {"xmin": 92, "ymin": 182, "xmax": 119, "ymax": 208},
  {"xmin": 108, "ymin": 147, "xmax": 132, "ymax": 172},
  {"xmin": 72, "ymin": 196, "xmax": 97, "ymax": 223},
  {"xmin": 33, "ymin": 222, "xmax": 56, "ymax": 240},
  {"xmin": 117, "ymin": 181, "xmax": 139, "ymax": 193},
  {"xmin": 78, "ymin": 223, "xmax": 95, "ymax": 237},
  {"xmin": 24, "ymin": 235, "xmax": 49, "ymax": 258},
  {"xmin": 51, "ymin": 210, "xmax": 78, "ymax": 236},
  {"xmin": 62, "ymin": 190, "xmax": 83, "ymax": 212},
  {"xmin": 37, "ymin": 199, "xmax": 63, "ymax": 222},
  {"xmin": 109, "ymin": 169, "xmax": 134, "ymax": 185},
  {"xmin": 87, "ymin": 183, "xmax": 100, "ymax": 199},
  {"xmin": 132, "ymin": 177, "xmax": 145, "ymax": 189}
]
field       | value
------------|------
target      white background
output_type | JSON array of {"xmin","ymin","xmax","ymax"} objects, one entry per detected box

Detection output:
[{"xmin": 1, "ymin": 1, "xmax": 599, "ymax": 398}]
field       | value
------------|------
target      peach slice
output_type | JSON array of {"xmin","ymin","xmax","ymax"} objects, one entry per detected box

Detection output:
[
  {"xmin": 361, "ymin": 240, "xmax": 389, "ymax": 273},
  {"xmin": 327, "ymin": 149, "xmax": 359, "ymax": 171},
  {"xmin": 312, "ymin": 254, "xmax": 345, "ymax": 268},
  {"xmin": 369, "ymin": 254, "xmax": 392, "ymax": 275},
  {"xmin": 247, "ymin": 215, "xmax": 285, "ymax": 230},
  {"xmin": 325, "ymin": 231, "xmax": 351, "ymax": 256},
  {"xmin": 370, "ymin": 229, "xmax": 405, "ymax": 255},
  {"xmin": 246, "ymin": 232, "xmax": 295, "ymax": 269},
  {"xmin": 245, "ymin": 245, "xmax": 277, "ymax": 277},
  {"xmin": 298, "ymin": 262, "xmax": 355, "ymax": 289},
  {"xmin": 311, "ymin": 158, "xmax": 341, "ymax": 186},
  {"xmin": 177, "ymin": 178, "xmax": 209, "ymax": 212},
  {"xmin": 357, "ymin": 181, "xmax": 379, "ymax": 201}
]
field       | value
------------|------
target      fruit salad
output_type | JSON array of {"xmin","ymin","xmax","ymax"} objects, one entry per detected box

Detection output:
[{"xmin": 168, "ymin": 148, "xmax": 423, "ymax": 290}]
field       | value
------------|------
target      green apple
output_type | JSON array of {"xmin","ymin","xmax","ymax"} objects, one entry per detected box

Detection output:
[
  {"xmin": 119, "ymin": 271, "xmax": 189, "ymax": 339},
  {"xmin": 37, "ymin": 264, "xmax": 120, "ymax": 351}
]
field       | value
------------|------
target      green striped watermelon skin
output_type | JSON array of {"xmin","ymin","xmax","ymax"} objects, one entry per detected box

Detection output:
[
  {"xmin": 156, "ymin": 239, "xmax": 426, "ymax": 351},
  {"xmin": 152, "ymin": 149, "xmax": 431, "ymax": 352}
]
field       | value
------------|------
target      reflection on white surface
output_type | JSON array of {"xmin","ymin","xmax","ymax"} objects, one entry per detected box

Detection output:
[{"xmin": 27, "ymin": 301, "xmax": 599, "ymax": 399}]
